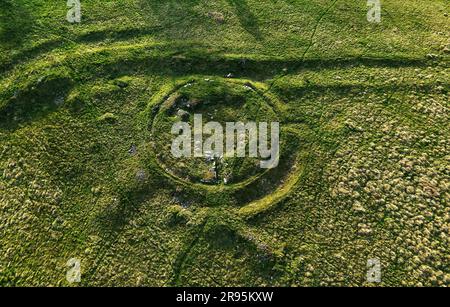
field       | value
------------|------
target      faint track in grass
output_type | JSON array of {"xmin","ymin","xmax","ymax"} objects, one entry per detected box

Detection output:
[
  {"xmin": 301, "ymin": 0, "xmax": 340, "ymax": 61},
  {"xmin": 169, "ymin": 221, "xmax": 207, "ymax": 286},
  {"xmin": 264, "ymin": 0, "xmax": 340, "ymax": 95}
]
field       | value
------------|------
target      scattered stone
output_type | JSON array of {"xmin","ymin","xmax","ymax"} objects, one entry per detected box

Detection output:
[
  {"xmin": 128, "ymin": 144, "xmax": 137, "ymax": 156},
  {"xmin": 151, "ymin": 104, "xmax": 160, "ymax": 116},
  {"xmin": 177, "ymin": 109, "xmax": 190, "ymax": 120},
  {"xmin": 204, "ymin": 150, "xmax": 214, "ymax": 162},
  {"xmin": 91, "ymin": 186, "xmax": 102, "ymax": 195},
  {"xmin": 207, "ymin": 11, "xmax": 225, "ymax": 24},
  {"xmin": 37, "ymin": 76, "xmax": 45, "ymax": 84},
  {"xmin": 173, "ymin": 196, "xmax": 191, "ymax": 209},
  {"xmin": 202, "ymin": 168, "xmax": 217, "ymax": 183},
  {"xmin": 54, "ymin": 95, "xmax": 65, "ymax": 106},
  {"xmin": 136, "ymin": 170, "xmax": 147, "ymax": 182},
  {"xmin": 172, "ymin": 54, "xmax": 186, "ymax": 60}
]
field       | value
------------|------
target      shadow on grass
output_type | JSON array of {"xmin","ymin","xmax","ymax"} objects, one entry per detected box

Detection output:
[
  {"xmin": 92, "ymin": 48, "xmax": 433, "ymax": 82},
  {"xmin": 0, "ymin": 0, "xmax": 34, "ymax": 47},
  {"xmin": 0, "ymin": 26, "xmax": 166, "ymax": 74},
  {"xmin": 227, "ymin": 0, "xmax": 264, "ymax": 41},
  {"xmin": 0, "ymin": 75, "xmax": 73, "ymax": 131},
  {"xmin": 76, "ymin": 26, "xmax": 164, "ymax": 43},
  {"xmin": 172, "ymin": 217, "xmax": 286, "ymax": 286},
  {"xmin": 0, "ymin": 55, "xmax": 437, "ymax": 134},
  {"xmin": 0, "ymin": 36, "xmax": 434, "ymax": 79},
  {"xmin": 84, "ymin": 172, "xmax": 169, "ymax": 284},
  {"xmin": 138, "ymin": 0, "xmax": 202, "ymax": 38},
  {"xmin": 0, "ymin": 40, "xmax": 65, "ymax": 74}
]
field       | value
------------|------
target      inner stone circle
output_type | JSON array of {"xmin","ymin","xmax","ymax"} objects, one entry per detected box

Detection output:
[{"xmin": 151, "ymin": 79, "xmax": 279, "ymax": 186}]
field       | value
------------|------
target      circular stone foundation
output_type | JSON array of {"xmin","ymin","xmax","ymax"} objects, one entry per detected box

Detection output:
[
  {"xmin": 152, "ymin": 79, "xmax": 279, "ymax": 186},
  {"xmin": 147, "ymin": 78, "xmax": 304, "ymax": 211}
]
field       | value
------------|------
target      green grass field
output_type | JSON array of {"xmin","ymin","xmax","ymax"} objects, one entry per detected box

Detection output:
[{"xmin": 0, "ymin": 0, "xmax": 449, "ymax": 287}]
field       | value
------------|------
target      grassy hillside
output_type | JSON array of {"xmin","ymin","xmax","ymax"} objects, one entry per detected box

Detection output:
[{"xmin": 0, "ymin": 0, "xmax": 449, "ymax": 286}]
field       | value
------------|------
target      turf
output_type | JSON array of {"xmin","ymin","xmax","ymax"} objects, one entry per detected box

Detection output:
[{"xmin": 0, "ymin": 0, "xmax": 449, "ymax": 286}]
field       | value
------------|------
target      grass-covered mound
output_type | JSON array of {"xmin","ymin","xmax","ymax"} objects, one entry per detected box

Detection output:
[{"xmin": 0, "ymin": 0, "xmax": 448, "ymax": 286}]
